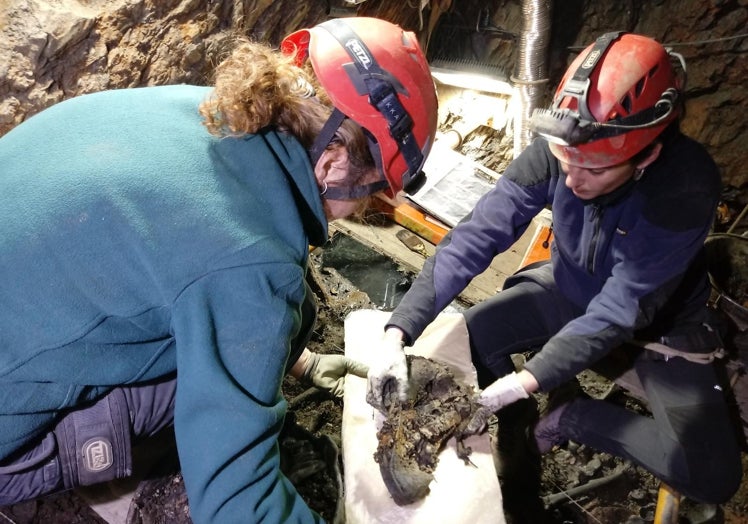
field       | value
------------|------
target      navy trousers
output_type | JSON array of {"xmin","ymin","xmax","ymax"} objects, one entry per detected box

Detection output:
[
  {"xmin": 464, "ymin": 264, "xmax": 743, "ymax": 504},
  {"xmin": 0, "ymin": 377, "xmax": 175, "ymax": 505},
  {"xmin": 0, "ymin": 280, "xmax": 318, "ymax": 505}
]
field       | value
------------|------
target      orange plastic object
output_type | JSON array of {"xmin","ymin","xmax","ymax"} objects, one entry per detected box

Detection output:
[
  {"xmin": 372, "ymin": 199, "xmax": 449, "ymax": 245},
  {"xmin": 519, "ymin": 225, "xmax": 553, "ymax": 268}
]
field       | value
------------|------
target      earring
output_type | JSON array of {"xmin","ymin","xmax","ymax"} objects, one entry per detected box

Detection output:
[
  {"xmin": 319, "ymin": 181, "xmax": 328, "ymax": 196},
  {"xmin": 634, "ymin": 168, "xmax": 645, "ymax": 181}
]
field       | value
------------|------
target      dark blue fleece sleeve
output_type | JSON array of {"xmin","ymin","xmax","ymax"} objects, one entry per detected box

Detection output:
[{"xmin": 388, "ymin": 139, "xmax": 557, "ymax": 343}]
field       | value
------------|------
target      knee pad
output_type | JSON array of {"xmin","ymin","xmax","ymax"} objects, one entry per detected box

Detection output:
[{"xmin": 53, "ymin": 389, "xmax": 133, "ymax": 490}]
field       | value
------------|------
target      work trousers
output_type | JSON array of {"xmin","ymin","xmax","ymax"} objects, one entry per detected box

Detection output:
[
  {"xmin": 0, "ymin": 377, "xmax": 176, "ymax": 505},
  {"xmin": 464, "ymin": 264, "xmax": 743, "ymax": 504},
  {"xmin": 0, "ymin": 281, "xmax": 318, "ymax": 505}
]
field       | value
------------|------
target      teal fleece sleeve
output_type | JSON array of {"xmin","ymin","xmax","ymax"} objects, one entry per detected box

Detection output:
[{"xmin": 172, "ymin": 263, "xmax": 322, "ymax": 524}]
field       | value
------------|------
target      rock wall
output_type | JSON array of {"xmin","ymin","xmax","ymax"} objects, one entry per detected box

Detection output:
[
  {"xmin": 0, "ymin": 0, "xmax": 330, "ymax": 132},
  {"xmin": 1, "ymin": 0, "xmax": 745, "ymax": 187}
]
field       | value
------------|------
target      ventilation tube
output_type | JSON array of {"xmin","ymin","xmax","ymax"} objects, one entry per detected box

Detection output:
[{"xmin": 512, "ymin": 0, "xmax": 553, "ymax": 157}]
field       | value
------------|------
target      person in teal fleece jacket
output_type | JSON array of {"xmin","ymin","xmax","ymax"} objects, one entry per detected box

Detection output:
[{"xmin": 0, "ymin": 17, "xmax": 438, "ymax": 523}]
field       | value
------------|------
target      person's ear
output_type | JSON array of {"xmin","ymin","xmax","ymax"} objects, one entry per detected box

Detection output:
[
  {"xmin": 635, "ymin": 142, "xmax": 663, "ymax": 171},
  {"xmin": 314, "ymin": 145, "xmax": 349, "ymax": 180}
]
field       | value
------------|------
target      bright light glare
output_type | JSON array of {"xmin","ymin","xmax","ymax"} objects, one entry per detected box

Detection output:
[{"xmin": 430, "ymin": 67, "xmax": 514, "ymax": 96}]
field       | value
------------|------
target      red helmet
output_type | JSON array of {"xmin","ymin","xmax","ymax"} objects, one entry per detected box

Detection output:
[
  {"xmin": 539, "ymin": 32, "xmax": 681, "ymax": 168},
  {"xmin": 282, "ymin": 17, "xmax": 438, "ymax": 197}
]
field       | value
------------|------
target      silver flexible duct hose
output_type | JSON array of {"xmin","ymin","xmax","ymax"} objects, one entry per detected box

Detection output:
[{"xmin": 512, "ymin": 0, "xmax": 553, "ymax": 157}]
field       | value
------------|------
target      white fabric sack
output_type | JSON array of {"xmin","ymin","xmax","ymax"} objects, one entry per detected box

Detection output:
[{"xmin": 342, "ymin": 309, "xmax": 505, "ymax": 523}]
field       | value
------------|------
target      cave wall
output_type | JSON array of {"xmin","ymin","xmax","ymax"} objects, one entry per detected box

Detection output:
[
  {"xmin": 1, "ymin": 0, "xmax": 745, "ymax": 188},
  {"xmin": 427, "ymin": 0, "xmax": 747, "ymax": 189}
]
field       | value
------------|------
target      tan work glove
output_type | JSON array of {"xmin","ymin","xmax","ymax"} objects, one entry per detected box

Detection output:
[{"xmin": 299, "ymin": 351, "xmax": 369, "ymax": 398}]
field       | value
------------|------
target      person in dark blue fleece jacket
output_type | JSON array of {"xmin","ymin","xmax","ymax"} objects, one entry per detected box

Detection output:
[
  {"xmin": 0, "ymin": 17, "xmax": 438, "ymax": 523},
  {"xmin": 367, "ymin": 32, "xmax": 742, "ymax": 510}
]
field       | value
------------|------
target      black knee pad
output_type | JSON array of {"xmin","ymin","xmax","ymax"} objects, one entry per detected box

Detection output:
[{"xmin": 53, "ymin": 389, "xmax": 133, "ymax": 489}]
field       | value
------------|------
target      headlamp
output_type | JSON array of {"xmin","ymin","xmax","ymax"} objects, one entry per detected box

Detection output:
[
  {"xmin": 530, "ymin": 88, "xmax": 679, "ymax": 147},
  {"xmin": 529, "ymin": 108, "xmax": 599, "ymax": 146}
]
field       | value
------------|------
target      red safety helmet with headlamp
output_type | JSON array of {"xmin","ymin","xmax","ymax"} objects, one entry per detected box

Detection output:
[
  {"xmin": 282, "ymin": 17, "xmax": 438, "ymax": 198},
  {"xmin": 531, "ymin": 32, "xmax": 683, "ymax": 169}
]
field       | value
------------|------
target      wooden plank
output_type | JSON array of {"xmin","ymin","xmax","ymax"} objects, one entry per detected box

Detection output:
[{"xmin": 330, "ymin": 216, "xmax": 539, "ymax": 306}]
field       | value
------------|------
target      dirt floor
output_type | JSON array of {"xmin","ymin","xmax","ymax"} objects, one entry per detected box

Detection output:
[
  {"xmin": 1, "ymin": 233, "xmax": 748, "ymax": 524},
  {"xmin": 291, "ymin": 247, "xmax": 748, "ymax": 524}
]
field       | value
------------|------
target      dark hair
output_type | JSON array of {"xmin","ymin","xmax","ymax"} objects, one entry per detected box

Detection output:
[{"xmin": 629, "ymin": 121, "xmax": 680, "ymax": 165}]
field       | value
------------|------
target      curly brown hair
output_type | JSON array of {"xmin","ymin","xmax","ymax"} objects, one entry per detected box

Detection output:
[{"xmin": 199, "ymin": 36, "xmax": 375, "ymax": 188}]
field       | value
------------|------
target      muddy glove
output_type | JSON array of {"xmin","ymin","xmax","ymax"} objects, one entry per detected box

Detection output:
[
  {"xmin": 366, "ymin": 332, "xmax": 409, "ymax": 411},
  {"xmin": 302, "ymin": 352, "xmax": 369, "ymax": 398},
  {"xmin": 464, "ymin": 372, "xmax": 529, "ymax": 435}
]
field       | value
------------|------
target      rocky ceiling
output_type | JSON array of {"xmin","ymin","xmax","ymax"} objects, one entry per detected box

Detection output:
[{"xmin": 1, "ymin": 0, "xmax": 745, "ymax": 188}]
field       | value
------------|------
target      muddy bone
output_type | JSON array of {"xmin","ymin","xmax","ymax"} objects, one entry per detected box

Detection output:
[{"xmin": 371, "ymin": 355, "xmax": 483, "ymax": 505}]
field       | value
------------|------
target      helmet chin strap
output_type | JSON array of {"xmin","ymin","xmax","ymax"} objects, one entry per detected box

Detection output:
[
  {"xmin": 323, "ymin": 180, "xmax": 390, "ymax": 201},
  {"xmin": 308, "ymin": 108, "xmax": 346, "ymax": 168}
]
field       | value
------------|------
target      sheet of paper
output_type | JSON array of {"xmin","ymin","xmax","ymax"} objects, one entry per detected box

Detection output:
[{"xmin": 406, "ymin": 144, "xmax": 501, "ymax": 227}]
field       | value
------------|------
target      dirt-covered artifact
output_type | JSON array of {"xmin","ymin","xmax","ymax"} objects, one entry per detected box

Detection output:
[{"xmin": 371, "ymin": 355, "xmax": 483, "ymax": 505}]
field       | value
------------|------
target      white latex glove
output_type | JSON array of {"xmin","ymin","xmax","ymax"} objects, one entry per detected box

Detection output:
[
  {"xmin": 299, "ymin": 351, "xmax": 369, "ymax": 398},
  {"xmin": 464, "ymin": 372, "xmax": 529, "ymax": 435},
  {"xmin": 365, "ymin": 331, "xmax": 409, "ymax": 412}
]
